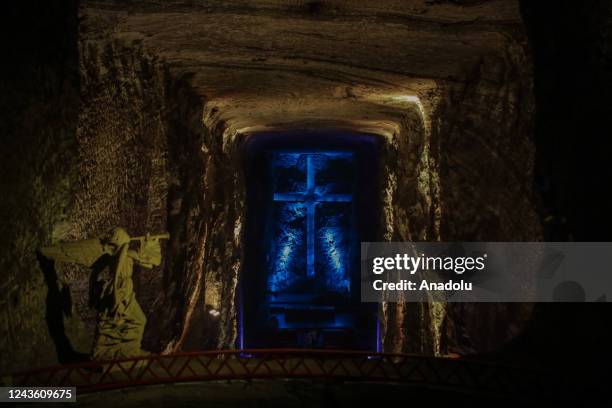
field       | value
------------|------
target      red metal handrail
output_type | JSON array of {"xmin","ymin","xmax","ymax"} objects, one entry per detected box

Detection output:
[{"xmin": 4, "ymin": 349, "xmax": 554, "ymax": 397}]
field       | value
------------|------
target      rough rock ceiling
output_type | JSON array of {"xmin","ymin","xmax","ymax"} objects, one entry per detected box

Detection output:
[{"xmin": 83, "ymin": 0, "xmax": 525, "ymax": 136}]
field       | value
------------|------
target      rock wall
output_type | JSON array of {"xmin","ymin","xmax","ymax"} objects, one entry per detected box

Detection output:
[
  {"xmin": 177, "ymin": 112, "xmax": 245, "ymax": 351},
  {"xmin": 429, "ymin": 36, "xmax": 541, "ymax": 355},
  {"xmin": 68, "ymin": 36, "xmax": 211, "ymax": 356},
  {"xmin": 379, "ymin": 106, "xmax": 445, "ymax": 355},
  {"xmin": 68, "ymin": 28, "xmax": 250, "ymax": 357},
  {"xmin": 63, "ymin": 32, "xmax": 246, "ymax": 356},
  {"xmin": 0, "ymin": 7, "xmax": 235, "ymax": 370},
  {"xmin": 377, "ymin": 36, "xmax": 542, "ymax": 355},
  {"xmin": 0, "ymin": 2, "xmax": 81, "ymax": 373},
  {"xmin": 432, "ymin": 40, "xmax": 540, "ymax": 242}
]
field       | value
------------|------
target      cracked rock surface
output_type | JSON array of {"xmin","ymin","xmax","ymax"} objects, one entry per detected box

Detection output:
[{"xmin": 1, "ymin": 0, "xmax": 543, "ymax": 371}]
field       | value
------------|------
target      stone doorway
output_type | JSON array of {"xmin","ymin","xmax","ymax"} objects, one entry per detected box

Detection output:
[{"xmin": 240, "ymin": 131, "xmax": 381, "ymax": 350}]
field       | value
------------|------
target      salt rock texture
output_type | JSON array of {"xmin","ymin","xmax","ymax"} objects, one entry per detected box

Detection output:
[{"xmin": 1, "ymin": 0, "xmax": 546, "ymax": 372}]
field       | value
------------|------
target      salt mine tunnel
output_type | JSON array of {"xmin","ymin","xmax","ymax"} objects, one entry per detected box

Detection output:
[{"xmin": 1, "ymin": 0, "xmax": 611, "ymax": 406}]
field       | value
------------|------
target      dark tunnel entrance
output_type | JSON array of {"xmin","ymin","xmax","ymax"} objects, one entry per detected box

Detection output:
[{"xmin": 241, "ymin": 131, "xmax": 382, "ymax": 350}]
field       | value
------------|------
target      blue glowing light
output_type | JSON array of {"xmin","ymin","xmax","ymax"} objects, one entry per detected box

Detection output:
[
  {"xmin": 267, "ymin": 152, "xmax": 354, "ymax": 295},
  {"xmin": 320, "ymin": 227, "xmax": 349, "ymax": 293},
  {"xmin": 268, "ymin": 202, "xmax": 305, "ymax": 292}
]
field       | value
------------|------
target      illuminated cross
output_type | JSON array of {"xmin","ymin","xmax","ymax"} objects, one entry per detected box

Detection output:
[{"xmin": 273, "ymin": 154, "xmax": 352, "ymax": 279}]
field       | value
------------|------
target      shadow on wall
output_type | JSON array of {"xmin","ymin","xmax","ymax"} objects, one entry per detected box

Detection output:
[{"xmin": 36, "ymin": 252, "xmax": 89, "ymax": 365}]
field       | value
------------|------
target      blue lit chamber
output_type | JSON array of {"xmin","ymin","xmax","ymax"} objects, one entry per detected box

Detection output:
[{"xmin": 267, "ymin": 152, "xmax": 355, "ymax": 295}]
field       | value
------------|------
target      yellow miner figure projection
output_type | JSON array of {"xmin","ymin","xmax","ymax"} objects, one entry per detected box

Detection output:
[{"xmin": 40, "ymin": 228, "xmax": 169, "ymax": 360}]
